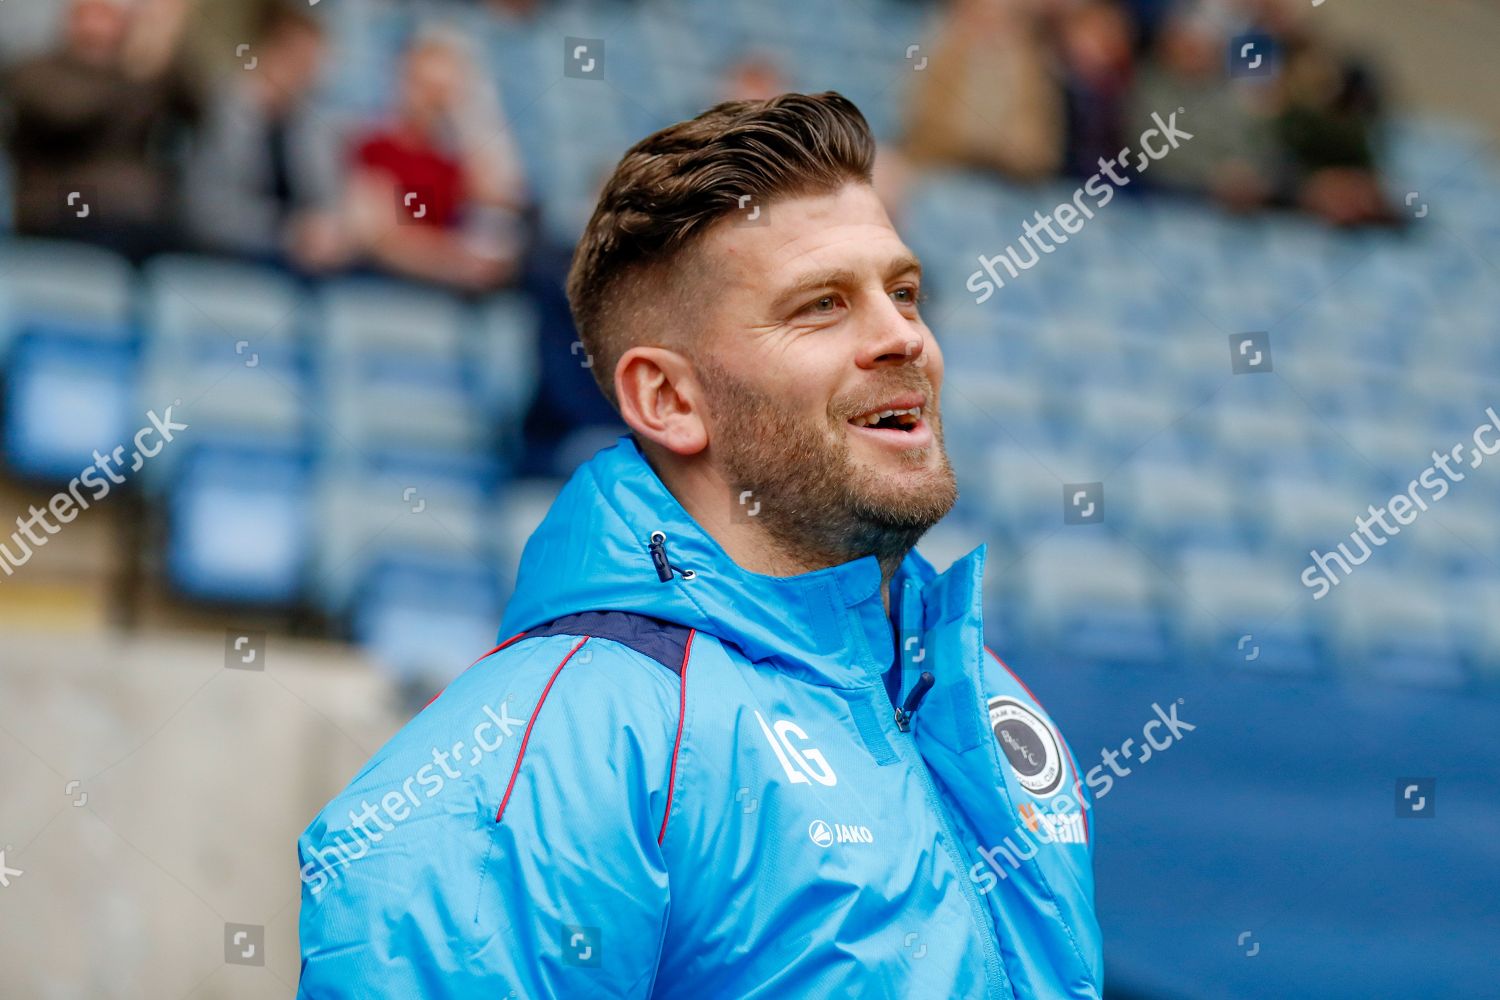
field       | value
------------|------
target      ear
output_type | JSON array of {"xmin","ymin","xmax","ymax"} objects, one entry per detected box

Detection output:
[{"xmin": 615, "ymin": 346, "xmax": 708, "ymax": 457}]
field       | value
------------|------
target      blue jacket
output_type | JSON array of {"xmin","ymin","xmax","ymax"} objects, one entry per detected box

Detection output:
[{"xmin": 297, "ymin": 433, "xmax": 1103, "ymax": 999}]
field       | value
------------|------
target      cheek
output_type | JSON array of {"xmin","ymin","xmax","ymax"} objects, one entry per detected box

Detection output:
[
  {"xmin": 924, "ymin": 336, "xmax": 945, "ymax": 384},
  {"xmin": 760, "ymin": 347, "xmax": 842, "ymax": 420}
]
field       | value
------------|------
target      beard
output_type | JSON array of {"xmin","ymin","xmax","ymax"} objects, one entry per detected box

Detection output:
[{"xmin": 695, "ymin": 354, "xmax": 958, "ymax": 572}]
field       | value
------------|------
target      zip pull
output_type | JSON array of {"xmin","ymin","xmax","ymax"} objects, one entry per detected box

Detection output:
[
  {"xmin": 648, "ymin": 530, "xmax": 696, "ymax": 582},
  {"xmin": 894, "ymin": 670, "xmax": 935, "ymax": 732}
]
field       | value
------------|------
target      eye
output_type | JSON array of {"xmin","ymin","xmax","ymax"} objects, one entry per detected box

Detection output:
[
  {"xmin": 892, "ymin": 286, "xmax": 924, "ymax": 307},
  {"xmin": 801, "ymin": 294, "xmax": 843, "ymax": 316}
]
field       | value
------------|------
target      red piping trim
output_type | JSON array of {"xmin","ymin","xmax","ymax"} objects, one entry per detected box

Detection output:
[
  {"xmin": 656, "ymin": 629, "xmax": 695, "ymax": 846},
  {"xmin": 495, "ymin": 636, "xmax": 591, "ymax": 823},
  {"xmin": 984, "ymin": 645, "xmax": 1089, "ymax": 844}
]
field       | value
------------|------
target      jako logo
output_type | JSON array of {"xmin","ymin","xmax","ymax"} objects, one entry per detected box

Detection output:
[
  {"xmin": 754, "ymin": 710, "xmax": 837, "ymax": 786},
  {"xmin": 809, "ymin": 819, "xmax": 873, "ymax": 847}
]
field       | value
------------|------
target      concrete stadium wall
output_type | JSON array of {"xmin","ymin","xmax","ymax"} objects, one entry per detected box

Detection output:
[{"xmin": 0, "ymin": 629, "xmax": 402, "ymax": 999}]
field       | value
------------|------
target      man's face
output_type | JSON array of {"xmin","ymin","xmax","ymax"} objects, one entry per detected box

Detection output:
[
  {"xmin": 401, "ymin": 43, "xmax": 465, "ymax": 125},
  {"xmin": 266, "ymin": 25, "xmax": 327, "ymax": 98},
  {"xmin": 688, "ymin": 182, "xmax": 957, "ymax": 566},
  {"xmin": 66, "ymin": 0, "xmax": 128, "ymax": 66}
]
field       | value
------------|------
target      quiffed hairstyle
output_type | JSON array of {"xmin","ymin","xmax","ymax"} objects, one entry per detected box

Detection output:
[{"xmin": 565, "ymin": 91, "xmax": 877, "ymax": 408}]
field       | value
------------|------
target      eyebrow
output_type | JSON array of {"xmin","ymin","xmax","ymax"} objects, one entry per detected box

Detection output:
[{"xmin": 770, "ymin": 252, "xmax": 924, "ymax": 313}]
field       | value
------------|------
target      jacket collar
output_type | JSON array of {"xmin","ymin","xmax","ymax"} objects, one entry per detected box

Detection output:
[{"xmin": 498, "ymin": 433, "xmax": 986, "ymax": 689}]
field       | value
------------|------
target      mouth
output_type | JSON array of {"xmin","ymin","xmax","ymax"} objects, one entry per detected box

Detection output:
[{"xmin": 846, "ymin": 395, "xmax": 933, "ymax": 449}]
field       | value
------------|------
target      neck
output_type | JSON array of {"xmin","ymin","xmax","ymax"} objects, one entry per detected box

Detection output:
[{"xmin": 641, "ymin": 439, "xmax": 906, "ymax": 616}]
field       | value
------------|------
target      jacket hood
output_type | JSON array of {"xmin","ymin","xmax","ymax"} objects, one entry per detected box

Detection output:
[{"xmin": 498, "ymin": 433, "xmax": 985, "ymax": 688}]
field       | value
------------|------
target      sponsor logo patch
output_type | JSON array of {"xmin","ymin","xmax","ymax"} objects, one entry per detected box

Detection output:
[
  {"xmin": 808, "ymin": 818, "xmax": 873, "ymax": 847},
  {"xmin": 1019, "ymin": 802, "xmax": 1087, "ymax": 846}
]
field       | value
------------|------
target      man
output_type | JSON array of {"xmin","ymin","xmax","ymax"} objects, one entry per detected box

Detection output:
[
  {"xmin": 342, "ymin": 27, "xmax": 529, "ymax": 291},
  {"xmin": 1, "ymin": 0, "xmax": 200, "ymax": 261},
  {"xmin": 297, "ymin": 91, "xmax": 1102, "ymax": 999},
  {"xmin": 184, "ymin": 2, "xmax": 348, "ymax": 271}
]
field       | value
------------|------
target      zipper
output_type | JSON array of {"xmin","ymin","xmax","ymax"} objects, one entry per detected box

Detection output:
[
  {"xmin": 893, "ymin": 670, "xmax": 934, "ymax": 732},
  {"xmin": 890, "ymin": 581, "xmax": 1012, "ymax": 1000},
  {"xmin": 649, "ymin": 530, "xmax": 696, "ymax": 582},
  {"xmin": 887, "ymin": 696, "xmax": 1012, "ymax": 1000}
]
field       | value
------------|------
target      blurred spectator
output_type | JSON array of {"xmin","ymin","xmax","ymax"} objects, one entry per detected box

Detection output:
[
  {"xmin": 1058, "ymin": 0, "xmax": 1136, "ymax": 180},
  {"xmin": 0, "ymin": 0, "xmax": 202, "ymax": 261},
  {"xmin": 182, "ymin": 0, "xmax": 281, "ymax": 84},
  {"xmin": 1220, "ymin": 0, "xmax": 1393, "ymax": 226},
  {"xmin": 1119, "ymin": 0, "xmax": 1177, "ymax": 53},
  {"xmin": 902, "ymin": 0, "xmax": 1063, "ymax": 183},
  {"xmin": 515, "ymin": 235, "xmax": 628, "ymax": 478},
  {"xmin": 1273, "ymin": 32, "xmax": 1393, "ymax": 226},
  {"xmin": 1128, "ymin": 7, "xmax": 1276, "ymax": 211},
  {"xmin": 185, "ymin": 2, "xmax": 349, "ymax": 270},
  {"xmin": 718, "ymin": 50, "xmax": 913, "ymax": 222},
  {"xmin": 720, "ymin": 52, "xmax": 788, "ymax": 104},
  {"xmin": 342, "ymin": 27, "xmax": 529, "ymax": 292}
]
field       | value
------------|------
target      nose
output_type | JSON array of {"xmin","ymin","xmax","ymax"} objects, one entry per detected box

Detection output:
[{"xmin": 855, "ymin": 295, "xmax": 926, "ymax": 371}]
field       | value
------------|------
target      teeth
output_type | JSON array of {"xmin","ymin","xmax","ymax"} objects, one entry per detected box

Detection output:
[{"xmin": 852, "ymin": 406, "xmax": 922, "ymax": 427}]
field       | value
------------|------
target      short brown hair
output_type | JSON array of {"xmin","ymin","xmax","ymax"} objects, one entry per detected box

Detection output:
[{"xmin": 565, "ymin": 91, "xmax": 877, "ymax": 408}]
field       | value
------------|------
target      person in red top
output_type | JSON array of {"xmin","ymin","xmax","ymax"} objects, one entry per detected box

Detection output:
[
  {"xmin": 343, "ymin": 27, "xmax": 529, "ymax": 292},
  {"xmin": 355, "ymin": 131, "xmax": 466, "ymax": 231}
]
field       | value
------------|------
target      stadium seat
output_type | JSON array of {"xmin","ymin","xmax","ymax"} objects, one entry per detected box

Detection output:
[
  {"xmin": 1173, "ymin": 547, "xmax": 1320, "ymax": 673},
  {"xmin": 2, "ymin": 332, "xmax": 137, "ymax": 482},
  {"xmin": 0, "ymin": 240, "xmax": 140, "ymax": 480},
  {"xmin": 976, "ymin": 441, "xmax": 1102, "ymax": 547},
  {"xmin": 137, "ymin": 256, "xmax": 310, "ymax": 492},
  {"xmin": 490, "ymin": 476, "xmax": 564, "ymax": 587},
  {"xmin": 471, "ymin": 290, "xmax": 540, "ymax": 431},
  {"xmin": 1323, "ymin": 566, "xmax": 1466, "ymax": 687},
  {"xmin": 351, "ymin": 552, "xmax": 506, "ymax": 687},
  {"xmin": 0, "ymin": 238, "xmax": 134, "ymax": 331},
  {"xmin": 1015, "ymin": 533, "xmax": 1170, "ymax": 666},
  {"xmin": 1119, "ymin": 459, "xmax": 1247, "ymax": 551},
  {"xmin": 310, "ymin": 475, "xmax": 493, "ymax": 619},
  {"xmin": 165, "ymin": 443, "xmax": 313, "ymax": 605}
]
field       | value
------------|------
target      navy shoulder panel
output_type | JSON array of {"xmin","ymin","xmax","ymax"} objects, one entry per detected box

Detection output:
[{"xmin": 517, "ymin": 610, "xmax": 693, "ymax": 676}]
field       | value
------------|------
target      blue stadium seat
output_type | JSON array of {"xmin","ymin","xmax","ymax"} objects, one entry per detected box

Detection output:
[
  {"xmin": 166, "ymin": 443, "xmax": 313, "ymax": 605},
  {"xmin": 137, "ymin": 256, "xmax": 310, "ymax": 492},
  {"xmin": 1173, "ymin": 547, "xmax": 1320, "ymax": 673},
  {"xmin": 0, "ymin": 238, "xmax": 134, "ymax": 331},
  {"xmin": 142, "ymin": 255, "xmax": 303, "ymax": 354},
  {"xmin": 1260, "ymin": 473, "xmax": 1374, "ymax": 556},
  {"xmin": 2, "ymin": 332, "xmax": 137, "ymax": 482},
  {"xmin": 315, "ymin": 277, "xmax": 502, "ymax": 490},
  {"xmin": 1205, "ymin": 399, "xmax": 1315, "ymax": 479},
  {"xmin": 351, "ymin": 552, "xmax": 506, "ymax": 686},
  {"xmin": 0, "ymin": 239, "xmax": 139, "ymax": 481},
  {"xmin": 1458, "ymin": 578, "xmax": 1500, "ymax": 685},
  {"xmin": 471, "ymin": 291, "xmax": 539, "ymax": 427},
  {"xmin": 310, "ymin": 475, "xmax": 493, "ymax": 619},
  {"xmin": 1323, "ymin": 566, "xmax": 1465, "ymax": 687},
  {"xmin": 941, "ymin": 370, "xmax": 1053, "ymax": 464},
  {"xmin": 1014, "ymin": 533, "xmax": 1170, "ymax": 666},
  {"xmin": 318, "ymin": 276, "xmax": 469, "ymax": 378},
  {"xmin": 489, "ymin": 476, "xmax": 563, "ymax": 588},
  {"xmin": 1120, "ymin": 459, "xmax": 1247, "ymax": 551},
  {"xmin": 976, "ymin": 441, "xmax": 1101, "ymax": 546}
]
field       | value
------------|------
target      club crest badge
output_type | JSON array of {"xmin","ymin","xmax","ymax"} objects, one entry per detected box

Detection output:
[{"xmin": 988, "ymin": 696, "xmax": 1063, "ymax": 797}]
